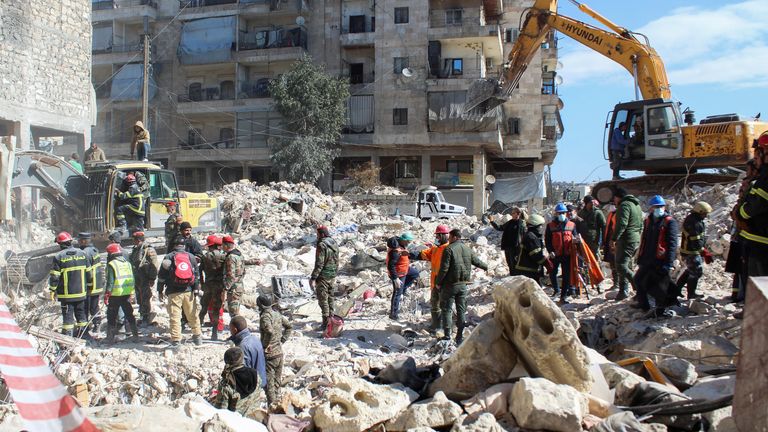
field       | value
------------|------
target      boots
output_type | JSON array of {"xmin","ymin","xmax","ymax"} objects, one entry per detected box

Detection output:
[
  {"xmin": 130, "ymin": 322, "xmax": 139, "ymax": 343},
  {"xmin": 192, "ymin": 335, "xmax": 202, "ymax": 346},
  {"xmin": 211, "ymin": 325, "xmax": 218, "ymax": 341},
  {"xmin": 104, "ymin": 326, "xmax": 115, "ymax": 345},
  {"xmin": 687, "ymin": 278, "xmax": 703, "ymax": 300}
]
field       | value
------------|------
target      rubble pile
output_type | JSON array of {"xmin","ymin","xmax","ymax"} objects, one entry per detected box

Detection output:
[{"xmin": 0, "ymin": 221, "xmax": 54, "ymax": 266}]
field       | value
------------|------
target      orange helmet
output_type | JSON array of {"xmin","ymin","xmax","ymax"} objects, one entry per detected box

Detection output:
[
  {"xmin": 434, "ymin": 224, "xmax": 450, "ymax": 235},
  {"xmin": 55, "ymin": 232, "xmax": 73, "ymax": 243},
  {"xmin": 106, "ymin": 243, "xmax": 122, "ymax": 255}
]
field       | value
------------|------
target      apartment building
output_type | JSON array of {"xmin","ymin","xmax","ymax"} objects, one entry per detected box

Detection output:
[{"xmin": 90, "ymin": 0, "xmax": 562, "ymax": 214}]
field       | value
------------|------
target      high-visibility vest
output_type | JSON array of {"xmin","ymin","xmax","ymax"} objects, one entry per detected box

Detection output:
[
  {"xmin": 548, "ymin": 220, "xmax": 576, "ymax": 256},
  {"xmin": 108, "ymin": 258, "xmax": 135, "ymax": 297},
  {"xmin": 386, "ymin": 247, "xmax": 410, "ymax": 278},
  {"xmin": 420, "ymin": 244, "xmax": 447, "ymax": 289}
]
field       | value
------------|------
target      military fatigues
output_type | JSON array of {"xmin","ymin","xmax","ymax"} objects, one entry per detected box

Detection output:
[
  {"xmin": 677, "ymin": 212, "xmax": 707, "ymax": 299},
  {"xmin": 260, "ymin": 308, "xmax": 293, "ymax": 407},
  {"xmin": 223, "ymin": 248, "xmax": 245, "ymax": 316},
  {"xmin": 514, "ymin": 227, "xmax": 546, "ymax": 281},
  {"xmin": 612, "ymin": 195, "xmax": 644, "ymax": 298},
  {"xmin": 310, "ymin": 237, "xmax": 339, "ymax": 326},
  {"xmin": 129, "ymin": 242, "xmax": 159, "ymax": 323},
  {"xmin": 213, "ymin": 369, "xmax": 262, "ymax": 416},
  {"xmin": 81, "ymin": 244, "xmax": 105, "ymax": 332},
  {"xmin": 116, "ymin": 183, "xmax": 145, "ymax": 234},
  {"xmin": 200, "ymin": 248, "xmax": 226, "ymax": 329},
  {"xmin": 576, "ymin": 207, "xmax": 606, "ymax": 258},
  {"xmin": 105, "ymin": 255, "xmax": 138, "ymax": 342},
  {"xmin": 49, "ymin": 246, "xmax": 92, "ymax": 337},
  {"xmin": 164, "ymin": 213, "xmax": 182, "ymax": 252},
  {"xmin": 435, "ymin": 240, "xmax": 487, "ymax": 343}
]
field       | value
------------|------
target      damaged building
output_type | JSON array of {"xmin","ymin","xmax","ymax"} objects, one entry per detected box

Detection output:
[{"xmin": 89, "ymin": 0, "xmax": 561, "ymax": 215}]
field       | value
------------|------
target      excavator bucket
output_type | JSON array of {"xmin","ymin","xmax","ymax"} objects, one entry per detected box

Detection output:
[{"xmin": 465, "ymin": 78, "xmax": 507, "ymax": 115}]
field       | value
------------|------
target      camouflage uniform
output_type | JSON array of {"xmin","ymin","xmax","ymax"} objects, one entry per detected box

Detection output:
[
  {"xmin": 212, "ymin": 369, "xmax": 262, "ymax": 417},
  {"xmin": 199, "ymin": 247, "xmax": 226, "ymax": 327},
  {"xmin": 310, "ymin": 237, "xmax": 339, "ymax": 326},
  {"xmin": 224, "ymin": 248, "xmax": 245, "ymax": 316},
  {"xmin": 164, "ymin": 213, "xmax": 182, "ymax": 252},
  {"xmin": 129, "ymin": 241, "xmax": 159, "ymax": 323},
  {"xmin": 259, "ymin": 308, "xmax": 292, "ymax": 407}
]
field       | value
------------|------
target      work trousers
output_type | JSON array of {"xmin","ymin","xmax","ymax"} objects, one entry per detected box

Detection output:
[
  {"xmin": 226, "ymin": 286, "xmax": 243, "ymax": 317},
  {"xmin": 549, "ymin": 255, "xmax": 572, "ymax": 298},
  {"xmin": 502, "ymin": 248, "xmax": 517, "ymax": 276},
  {"xmin": 440, "ymin": 283, "xmax": 468, "ymax": 342},
  {"xmin": 676, "ymin": 254, "xmax": 703, "ymax": 299},
  {"xmin": 107, "ymin": 296, "xmax": 136, "ymax": 329},
  {"xmin": 61, "ymin": 300, "xmax": 88, "ymax": 337},
  {"xmin": 611, "ymin": 150, "xmax": 624, "ymax": 178},
  {"xmin": 200, "ymin": 282, "xmax": 224, "ymax": 324},
  {"xmin": 746, "ymin": 245, "xmax": 768, "ymax": 278},
  {"xmin": 86, "ymin": 294, "xmax": 102, "ymax": 328},
  {"xmin": 634, "ymin": 265, "xmax": 673, "ymax": 311},
  {"xmin": 429, "ymin": 288, "xmax": 442, "ymax": 331},
  {"xmin": 265, "ymin": 354, "xmax": 284, "ymax": 408},
  {"xmin": 390, "ymin": 267, "xmax": 419, "ymax": 319},
  {"xmin": 315, "ymin": 278, "xmax": 335, "ymax": 322},
  {"xmin": 116, "ymin": 207, "xmax": 145, "ymax": 234},
  {"xmin": 615, "ymin": 239, "xmax": 639, "ymax": 296},
  {"xmin": 167, "ymin": 291, "xmax": 201, "ymax": 342},
  {"xmin": 135, "ymin": 279, "xmax": 154, "ymax": 320}
]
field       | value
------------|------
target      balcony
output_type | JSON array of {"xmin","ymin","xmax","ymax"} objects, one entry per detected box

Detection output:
[
  {"xmin": 92, "ymin": 43, "xmax": 144, "ymax": 65},
  {"xmin": 426, "ymin": 61, "xmax": 499, "ymax": 90},
  {"xmin": 92, "ymin": 0, "xmax": 158, "ymax": 23},
  {"xmin": 176, "ymin": 80, "xmax": 273, "ymax": 114},
  {"xmin": 239, "ymin": 0, "xmax": 308, "ymax": 17},
  {"xmin": 235, "ymin": 29, "xmax": 307, "ymax": 64},
  {"xmin": 175, "ymin": 139, "xmax": 270, "ymax": 163},
  {"xmin": 348, "ymin": 72, "xmax": 375, "ymax": 94},
  {"xmin": 340, "ymin": 16, "xmax": 375, "ymax": 47}
]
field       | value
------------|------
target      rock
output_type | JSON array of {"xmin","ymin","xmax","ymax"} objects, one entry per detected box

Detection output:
[
  {"xmin": 659, "ymin": 357, "xmax": 697, "ymax": 387},
  {"xmin": 186, "ymin": 378, "xmax": 199, "ymax": 391},
  {"xmin": 87, "ymin": 405, "xmax": 200, "ymax": 431},
  {"xmin": 450, "ymin": 413, "xmax": 504, "ymax": 432},
  {"xmin": 661, "ymin": 336, "xmax": 739, "ymax": 365},
  {"xmin": 385, "ymin": 391, "xmax": 463, "ymax": 431},
  {"xmin": 689, "ymin": 299, "xmax": 713, "ymax": 315},
  {"xmin": 475, "ymin": 236, "xmax": 488, "ymax": 246},
  {"xmin": 492, "ymin": 276, "xmax": 593, "ymax": 392},
  {"xmin": 602, "ymin": 324, "xmax": 618, "ymax": 341},
  {"xmin": 461, "ymin": 383, "xmax": 515, "ymax": 419},
  {"xmin": 684, "ymin": 375, "xmax": 736, "ymax": 402},
  {"xmin": 508, "ymin": 377, "xmax": 588, "ymax": 432},
  {"xmin": 313, "ymin": 376, "xmax": 418, "ymax": 432},
  {"xmin": 56, "ymin": 363, "xmax": 81, "ymax": 386},
  {"xmin": 600, "ymin": 363, "xmax": 646, "ymax": 406},
  {"xmin": 429, "ymin": 318, "xmax": 517, "ymax": 399}
]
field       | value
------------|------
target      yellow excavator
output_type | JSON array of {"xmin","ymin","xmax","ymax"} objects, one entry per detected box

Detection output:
[{"xmin": 467, "ymin": 0, "xmax": 768, "ymax": 202}]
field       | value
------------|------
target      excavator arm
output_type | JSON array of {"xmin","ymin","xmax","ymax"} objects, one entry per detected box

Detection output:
[{"xmin": 467, "ymin": 0, "xmax": 671, "ymax": 113}]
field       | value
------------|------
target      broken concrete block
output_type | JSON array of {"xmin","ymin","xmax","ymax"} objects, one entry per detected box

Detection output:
[
  {"xmin": 600, "ymin": 363, "xmax": 647, "ymax": 406},
  {"xmin": 428, "ymin": 318, "xmax": 517, "ymax": 400},
  {"xmin": 313, "ymin": 376, "xmax": 418, "ymax": 432},
  {"xmin": 661, "ymin": 336, "xmax": 738, "ymax": 365},
  {"xmin": 385, "ymin": 391, "xmax": 462, "ymax": 431},
  {"xmin": 450, "ymin": 413, "xmax": 504, "ymax": 432},
  {"xmin": 508, "ymin": 377, "xmax": 588, "ymax": 432},
  {"xmin": 460, "ymin": 383, "xmax": 515, "ymax": 419},
  {"xmin": 492, "ymin": 276, "xmax": 593, "ymax": 392},
  {"xmin": 659, "ymin": 357, "xmax": 698, "ymax": 388}
]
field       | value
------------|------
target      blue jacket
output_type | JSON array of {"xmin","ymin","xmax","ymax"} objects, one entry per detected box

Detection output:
[
  {"xmin": 229, "ymin": 329, "xmax": 267, "ymax": 388},
  {"xmin": 610, "ymin": 127, "xmax": 629, "ymax": 151}
]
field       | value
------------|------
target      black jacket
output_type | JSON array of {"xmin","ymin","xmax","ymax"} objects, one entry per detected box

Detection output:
[
  {"xmin": 638, "ymin": 213, "xmax": 678, "ymax": 269},
  {"xmin": 491, "ymin": 219, "xmax": 524, "ymax": 250},
  {"xmin": 49, "ymin": 246, "xmax": 92, "ymax": 302},
  {"xmin": 184, "ymin": 236, "xmax": 203, "ymax": 260},
  {"xmin": 157, "ymin": 246, "xmax": 200, "ymax": 295},
  {"xmin": 739, "ymin": 167, "xmax": 768, "ymax": 251},
  {"xmin": 515, "ymin": 227, "xmax": 546, "ymax": 274},
  {"xmin": 680, "ymin": 212, "xmax": 706, "ymax": 256},
  {"xmin": 80, "ymin": 244, "xmax": 105, "ymax": 295}
]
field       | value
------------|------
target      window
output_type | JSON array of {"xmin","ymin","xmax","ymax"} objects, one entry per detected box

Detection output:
[
  {"xmin": 187, "ymin": 128, "xmax": 203, "ymax": 148},
  {"xmin": 393, "ymin": 108, "xmax": 408, "ymax": 125},
  {"xmin": 505, "ymin": 28, "xmax": 519, "ymax": 43},
  {"xmin": 445, "ymin": 9, "xmax": 463, "ymax": 26},
  {"xmin": 647, "ymin": 105, "xmax": 680, "ymax": 135},
  {"xmin": 395, "ymin": 159, "xmax": 419, "ymax": 178},
  {"xmin": 393, "ymin": 57, "xmax": 409, "ymax": 74},
  {"xmin": 219, "ymin": 127, "xmax": 234, "ymax": 148},
  {"xmin": 177, "ymin": 168, "xmax": 206, "ymax": 193},
  {"xmin": 449, "ymin": 58, "xmax": 463, "ymax": 75},
  {"xmin": 350, "ymin": 63, "xmax": 364, "ymax": 84},
  {"xmin": 394, "ymin": 7, "xmax": 409, "ymax": 24},
  {"xmin": 220, "ymin": 80, "xmax": 235, "ymax": 100},
  {"xmin": 507, "ymin": 118, "xmax": 521, "ymax": 135},
  {"xmin": 149, "ymin": 170, "xmax": 179, "ymax": 200},
  {"xmin": 447, "ymin": 159, "xmax": 472, "ymax": 174},
  {"xmin": 349, "ymin": 15, "xmax": 366, "ymax": 33}
]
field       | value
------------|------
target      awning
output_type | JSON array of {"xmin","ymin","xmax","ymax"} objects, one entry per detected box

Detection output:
[
  {"xmin": 178, "ymin": 16, "xmax": 237, "ymax": 65},
  {"xmin": 110, "ymin": 63, "xmax": 157, "ymax": 101},
  {"xmin": 428, "ymin": 91, "xmax": 501, "ymax": 133}
]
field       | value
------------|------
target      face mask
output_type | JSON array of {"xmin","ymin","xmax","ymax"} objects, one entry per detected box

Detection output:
[
  {"xmin": 557, "ymin": 214, "xmax": 567, "ymax": 222},
  {"xmin": 653, "ymin": 208, "xmax": 665, "ymax": 218},
  {"xmin": 436, "ymin": 236, "xmax": 448, "ymax": 245}
]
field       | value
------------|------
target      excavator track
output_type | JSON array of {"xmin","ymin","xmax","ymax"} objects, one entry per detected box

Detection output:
[
  {"xmin": 3, "ymin": 246, "xmax": 60, "ymax": 287},
  {"xmin": 591, "ymin": 173, "xmax": 739, "ymax": 204}
]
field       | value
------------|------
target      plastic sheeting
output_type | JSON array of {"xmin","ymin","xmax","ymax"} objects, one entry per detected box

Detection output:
[
  {"xmin": 110, "ymin": 63, "xmax": 157, "ymax": 101},
  {"xmin": 346, "ymin": 95, "xmax": 374, "ymax": 133},
  {"xmin": 428, "ymin": 91, "xmax": 501, "ymax": 133},
  {"xmin": 92, "ymin": 25, "xmax": 113, "ymax": 51},
  {"xmin": 490, "ymin": 172, "xmax": 547, "ymax": 203},
  {"xmin": 178, "ymin": 16, "xmax": 236, "ymax": 65}
]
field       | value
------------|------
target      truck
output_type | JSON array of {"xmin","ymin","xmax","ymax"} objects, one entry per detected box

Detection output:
[{"xmin": 345, "ymin": 185, "xmax": 466, "ymax": 219}]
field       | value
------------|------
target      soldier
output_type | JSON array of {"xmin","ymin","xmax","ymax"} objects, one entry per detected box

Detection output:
[
  {"xmin": 212, "ymin": 347, "xmax": 261, "ymax": 416},
  {"xmin": 104, "ymin": 243, "xmax": 139, "ymax": 344},
  {"xmin": 200, "ymin": 235, "xmax": 225, "ymax": 340},
  {"xmin": 77, "ymin": 232, "xmax": 104, "ymax": 335},
  {"xmin": 513, "ymin": 214, "xmax": 547, "ymax": 281},
  {"xmin": 49, "ymin": 232, "xmax": 91, "ymax": 337},
  {"xmin": 158, "ymin": 236, "xmax": 202, "ymax": 347},
  {"xmin": 129, "ymin": 231, "xmax": 158, "ymax": 325},
  {"xmin": 309, "ymin": 226, "xmax": 338, "ymax": 330},
  {"xmin": 676, "ymin": 202, "xmax": 713, "ymax": 300},
  {"xmin": 115, "ymin": 174, "xmax": 145, "ymax": 234},
  {"xmin": 611, "ymin": 188, "xmax": 643, "ymax": 301},
  {"xmin": 164, "ymin": 202, "xmax": 183, "ymax": 252},
  {"xmin": 222, "ymin": 235, "xmax": 245, "ymax": 317},
  {"xmin": 257, "ymin": 294, "xmax": 292, "ymax": 410}
]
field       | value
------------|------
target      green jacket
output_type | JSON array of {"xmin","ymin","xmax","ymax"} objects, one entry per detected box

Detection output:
[
  {"xmin": 613, "ymin": 195, "xmax": 643, "ymax": 243},
  {"xmin": 129, "ymin": 242, "xmax": 158, "ymax": 283},
  {"xmin": 224, "ymin": 249, "xmax": 245, "ymax": 292},
  {"xmin": 435, "ymin": 240, "xmax": 488, "ymax": 287},
  {"xmin": 165, "ymin": 213, "xmax": 181, "ymax": 246},
  {"xmin": 202, "ymin": 248, "xmax": 226, "ymax": 283},
  {"xmin": 311, "ymin": 238, "xmax": 339, "ymax": 280},
  {"xmin": 259, "ymin": 308, "xmax": 293, "ymax": 358},
  {"xmin": 577, "ymin": 207, "xmax": 607, "ymax": 248},
  {"xmin": 106, "ymin": 256, "xmax": 135, "ymax": 297}
]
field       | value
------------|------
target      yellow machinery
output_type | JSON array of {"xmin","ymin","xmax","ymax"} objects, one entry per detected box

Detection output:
[{"xmin": 467, "ymin": 0, "xmax": 768, "ymax": 202}]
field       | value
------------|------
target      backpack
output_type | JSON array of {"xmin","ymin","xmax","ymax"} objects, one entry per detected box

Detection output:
[{"xmin": 172, "ymin": 252, "xmax": 195, "ymax": 286}]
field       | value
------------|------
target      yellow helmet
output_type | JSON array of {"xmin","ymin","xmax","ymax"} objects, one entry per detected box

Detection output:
[{"xmin": 693, "ymin": 201, "xmax": 712, "ymax": 215}]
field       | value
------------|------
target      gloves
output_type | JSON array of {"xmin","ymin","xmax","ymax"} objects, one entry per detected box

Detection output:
[
  {"xmin": 49, "ymin": 291, "xmax": 56, "ymax": 302},
  {"xmin": 701, "ymin": 249, "xmax": 714, "ymax": 264},
  {"xmin": 194, "ymin": 288, "xmax": 203, "ymax": 298},
  {"xmin": 392, "ymin": 278, "xmax": 403, "ymax": 291},
  {"xmin": 104, "ymin": 292, "xmax": 111, "ymax": 305}
]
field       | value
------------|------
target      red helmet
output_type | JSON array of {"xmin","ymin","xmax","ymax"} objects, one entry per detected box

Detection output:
[
  {"xmin": 125, "ymin": 174, "xmax": 136, "ymax": 183},
  {"xmin": 165, "ymin": 201, "xmax": 177, "ymax": 208},
  {"xmin": 434, "ymin": 224, "xmax": 450, "ymax": 235},
  {"xmin": 55, "ymin": 232, "xmax": 73, "ymax": 243},
  {"xmin": 106, "ymin": 243, "xmax": 122, "ymax": 255},
  {"xmin": 222, "ymin": 235, "xmax": 235, "ymax": 244},
  {"xmin": 756, "ymin": 131, "xmax": 768, "ymax": 151},
  {"xmin": 206, "ymin": 235, "xmax": 222, "ymax": 247}
]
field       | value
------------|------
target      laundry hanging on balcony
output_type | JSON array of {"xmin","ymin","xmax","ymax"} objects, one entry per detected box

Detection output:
[
  {"xmin": 110, "ymin": 63, "xmax": 157, "ymax": 101},
  {"xmin": 178, "ymin": 16, "xmax": 237, "ymax": 65},
  {"xmin": 490, "ymin": 172, "xmax": 547, "ymax": 203},
  {"xmin": 428, "ymin": 90, "xmax": 501, "ymax": 133}
]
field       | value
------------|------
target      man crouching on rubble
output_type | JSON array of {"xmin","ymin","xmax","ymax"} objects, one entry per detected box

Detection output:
[{"xmin": 212, "ymin": 347, "xmax": 261, "ymax": 416}]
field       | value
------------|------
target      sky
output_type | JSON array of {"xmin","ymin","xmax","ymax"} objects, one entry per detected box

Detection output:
[{"xmin": 550, "ymin": 0, "xmax": 768, "ymax": 182}]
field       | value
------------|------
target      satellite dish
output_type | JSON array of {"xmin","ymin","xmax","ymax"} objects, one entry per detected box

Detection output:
[
  {"xmin": 485, "ymin": 174, "xmax": 496, "ymax": 185},
  {"xmin": 555, "ymin": 75, "xmax": 563, "ymax": 85},
  {"xmin": 295, "ymin": 16, "xmax": 306, "ymax": 26},
  {"xmin": 401, "ymin": 67, "xmax": 414, "ymax": 78}
]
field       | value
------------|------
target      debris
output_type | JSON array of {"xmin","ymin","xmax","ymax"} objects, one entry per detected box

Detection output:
[
  {"xmin": 658, "ymin": 357, "xmax": 698, "ymax": 388},
  {"xmin": 385, "ymin": 391, "xmax": 463, "ymax": 431},
  {"xmin": 508, "ymin": 377, "xmax": 589, "ymax": 432}
]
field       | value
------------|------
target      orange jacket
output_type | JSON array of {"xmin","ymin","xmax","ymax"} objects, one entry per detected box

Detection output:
[
  {"xmin": 386, "ymin": 247, "xmax": 410, "ymax": 278},
  {"xmin": 420, "ymin": 244, "xmax": 448, "ymax": 290}
]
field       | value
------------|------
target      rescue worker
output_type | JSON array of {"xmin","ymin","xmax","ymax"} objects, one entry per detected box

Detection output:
[
  {"xmin": 104, "ymin": 243, "xmax": 139, "ymax": 344},
  {"xmin": 415, "ymin": 225, "xmax": 451, "ymax": 334},
  {"xmin": 200, "ymin": 235, "xmax": 225, "ymax": 340},
  {"xmin": 573, "ymin": 196, "xmax": 606, "ymax": 259},
  {"xmin": 77, "ymin": 232, "xmax": 104, "ymax": 334},
  {"xmin": 633, "ymin": 195, "xmax": 679, "ymax": 314},
  {"xmin": 610, "ymin": 122, "xmax": 629, "ymax": 179},
  {"xmin": 129, "ymin": 231, "xmax": 158, "ymax": 326},
  {"xmin": 514, "ymin": 214, "xmax": 547, "ymax": 281},
  {"xmin": 727, "ymin": 159, "xmax": 759, "ymax": 302},
  {"xmin": 676, "ymin": 202, "xmax": 713, "ymax": 300},
  {"xmin": 257, "ymin": 294, "xmax": 292, "ymax": 410},
  {"xmin": 735, "ymin": 133, "xmax": 768, "ymax": 279},
  {"xmin": 158, "ymin": 236, "xmax": 202, "ymax": 347},
  {"xmin": 602, "ymin": 204, "xmax": 618, "ymax": 290},
  {"xmin": 49, "ymin": 232, "xmax": 91, "ymax": 337},
  {"xmin": 115, "ymin": 174, "xmax": 145, "ymax": 234},
  {"xmin": 179, "ymin": 221, "xmax": 203, "ymax": 259},
  {"xmin": 222, "ymin": 235, "xmax": 245, "ymax": 317},
  {"xmin": 309, "ymin": 226, "xmax": 339, "ymax": 330},
  {"xmin": 435, "ymin": 229, "xmax": 488, "ymax": 344},
  {"xmin": 212, "ymin": 347, "xmax": 261, "ymax": 416},
  {"xmin": 545, "ymin": 203, "xmax": 577, "ymax": 303},
  {"xmin": 130, "ymin": 120, "xmax": 151, "ymax": 161},
  {"xmin": 490, "ymin": 208, "xmax": 526, "ymax": 275},
  {"xmin": 387, "ymin": 232, "xmax": 420, "ymax": 320},
  {"xmin": 164, "ymin": 202, "xmax": 183, "ymax": 253},
  {"xmin": 228, "ymin": 316, "xmax": 267, "ymax": 392},
  {"xmin": 611, "ymin": 188, "xmax": 643, "ymax": 301}
]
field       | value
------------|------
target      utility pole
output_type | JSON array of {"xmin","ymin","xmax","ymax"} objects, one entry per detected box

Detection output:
[{"xmin": 141, "ymin": 16, "xmax": 150, "ymax": 127}]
